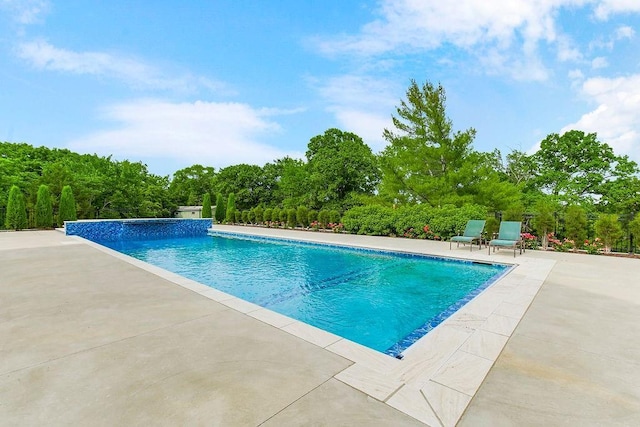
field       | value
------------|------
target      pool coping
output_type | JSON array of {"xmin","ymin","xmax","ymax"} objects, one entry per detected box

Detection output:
[{"xmin": 75, "ymin": 225, "xmax": 555, "ymax": 426}]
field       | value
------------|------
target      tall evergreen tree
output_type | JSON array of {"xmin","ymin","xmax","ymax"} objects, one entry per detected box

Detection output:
[
  {"xmin": 201, "ymin": 193, "xmax": 212, "ymax": 218},
  {"xmin": 5, "ymin": 185, "xmax": 27, "ymax": 230},
  {"xmin": 35, "ymin": 185, "xmax": 54, "ymax": 228},
  {"xmin": 59, "ymin": 185, "xmax": 77, "ymax": 224},
  {"xmin": 214, "ymin": 193, "xmax": 225, "ymax": 223},
  {"xmin": 225, "ymin": 193, "xmax": 236, "ymax": 223},
  {"xmin": 379, "ymin": 80, "xmax": 476, "ymax": 206}
]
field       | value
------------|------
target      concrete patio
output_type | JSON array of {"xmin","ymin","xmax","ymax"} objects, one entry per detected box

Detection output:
[{"xmin": 1, "ymin": 228, "xmax": 639, "ymax": 426}]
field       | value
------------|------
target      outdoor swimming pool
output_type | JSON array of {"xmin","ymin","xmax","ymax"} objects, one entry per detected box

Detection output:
[{"xmin": 99, "ymin": 233, "xmax": 510, "ymax": 357}]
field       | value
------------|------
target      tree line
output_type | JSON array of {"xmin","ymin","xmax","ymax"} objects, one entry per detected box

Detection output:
[{"xmin": 2, "ymin": 79, "xmax": 640, "ymax": 250}]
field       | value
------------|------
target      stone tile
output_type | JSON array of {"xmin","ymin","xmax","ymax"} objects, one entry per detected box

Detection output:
[
  {"xmin": 282, "ymin": 320, "xmax": 342, "ymax": 348},
  {"xmin": 431, "ymin": 351, "xmax": 494, "ymax": 396},
  {"xmin": 396, "ymin": 325, "xmax": 474, "ymax": 387},
  {"xmin": 386, "ymin": 385, "xmax": 442, "ymax": 427},
  {"xmin": 459, "ymin": 329, "xmax": 509, "ymax": 361},
  {"xmin": 247, "ymin": 307, "xmax": 296, "ymax": 328},
  {"xmin": 335, "ymin": 363, "xmax": 403, "ymax": 402},
  {"xmin": 480, "ymin": 313, "xmax": 520, "ymax": 337},
  {"xmin": 326, "ymin": 338, "xmax": 399, "ymax": 371},
  {"xmin": 493, "ymin": 301, "xmax": 529, "ymax": 319},
  {"xmin": 422, "ymin": 381, "xmax": 472, "ymax": 427},
  {"xmin": 263, "ymin": 379, "xmax": 426, "ymax": 426},
  {"xmin": 218, "ymin": 296, "xmax": 262, "ymax": 313}
]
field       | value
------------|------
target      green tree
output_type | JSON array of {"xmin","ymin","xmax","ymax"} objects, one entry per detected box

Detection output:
[
  {"xmin": 253, "ymin": 206, "xmax": 264, "ymax": 224},
  {"xmin": 213, "ymin": 164, "xmax": 271, "ymax": 210},
  {"xmin": 202, "ymin": 193, "xmax": 212, "ymax": 218},
  {"xmin": 533, "ymin": 130, "xmax": 639, "ymax": 204},
  {"xmin": 263, "ymin": 157, "xmax": 309, "ymax": 208},
  {"xmin": 296, "ymin": 206, "xmax": 309, "ymax": 228},
  {"xmin": 379, "ymin": 80, "xmax": 477, "ymax": 206},
  {"xmin": 35, "ymin": 185, "xmax": 53, "ymax": 228},
  {"xmin": 594, "ymin": 214, "xmax": 623, "ymax": 253},
  {"xmin": 271, "ymin": 207, "xmax": 280, "ymax": 225},
  {"xmin": 534, "ymin": 199, "xmax": 555, "ymax": 250},
  {"xmin": 225, "ymin": 193, "xmax": 236, "ymax": 223},
  {"xmin": 59, "ymin": 185, "xmax": 77, "ymax": 223},
  {"xmin": 168, "ymin": 165, "xmax": 215, "ymax": 206},
  {"xmin": 306, "ymin": 128, "xmax": 379, "ymax": 210},
  {"xmin": 628, "ymin": 213, "xmax": 640, "ymax": 250},
  {"xmin": 5, "ymin": 185, "xmax": 27, "ymax": 230},
  {"xmin": 214, "ymin": 193, "xmax": 225, "ymax": 223},
  {"xmin": 564, "ymin": 205, "xmax": 587, "ymax": 248},
  {"xmin": 287, "ymin": 208, "xmax": 297, "ymax": 228},
  {"xmin": 263, "ymin": 208, "xmax": 273, "ymax": 223}
]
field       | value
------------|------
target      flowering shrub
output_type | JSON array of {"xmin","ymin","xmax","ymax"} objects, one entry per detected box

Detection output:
[
  {"xmin": 521, "ymin": 232, "xmax": 539, "ymax": 250},
  {"xmin": 584, "ymin": 238, "xmax": 603, "ymax": 255},
  {"xmin": 403, "ymin": 227, "xmax": 418, "ymax": 238},
  {"xmin": 328, "ymin": 222, "xmax": 344, "ymax": 233},
  {"xmin": 310, "ymin": 220, "xmax": 320, "ymax": 231},
  {"xmin": 422, "ymin": 224, "xmax": 440, "ymax": 240},
  {"xmin": 548, "ymin": 233, "xmax": 575, "ymax": 252}
]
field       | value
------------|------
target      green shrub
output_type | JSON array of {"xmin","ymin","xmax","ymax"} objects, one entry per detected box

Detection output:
[
  {"xmin": 248, "ymin": 208, "xmax": 256, "ymax": 224},
  {"xmin": 5, "ymin": 185, "xmax": 27, "ymax": 230},
  {"xmin": 254, "ymin": 206, "xmax": 264, "ymax": 224},
  {"xmin": 296, "ymin": 206, "xmax": 309, "ymax": 228},
  {"xmin": 564, "ymin": 205, "xmax": 587, "ymax": 248},
  {"xmin": 279, "ymin": 208, "xmax": 288, "ymax": 224},
  {"xmin": 225, "ymin": 193, "xmax": 236, "ymax": 223},
  {"xmin": 241, "ymin": 210, "xmax": 250, "ymax": 224},
  {"xmin": 533, "ymin": 199, "xmax": 555, "ymax": 249},
  {"xmin": 485, "ymin": 217, "xmax": 499, "ymax": 240},
  {"xmin": 235, "ymin": 210, "xmax": 242, "ymax": 223},
  {"xmin": 318, "ymin": 210, "xmax": 330, "ymax": 228},
  {"xmin": 214, "ymin": 193, "xmax": 225, "ymax": 223},
  {"xmin": 629, "ymin": 213, "xmax": 640, "ymax": 247},
  {"xmin": 307, "ymin": 209, "xmax": 318, "ymax": 225},
  {"xmin": 271, "ymin": 208, "xmax": 280, "ymax": 225},
  {"xmin": 427, "ymin": 204, "xmax": 487, "ymax": 240},
  {"xmin": 502, "ymin": 203, "xmax": 524, "ymax": 221},
  {"xmin": 287, "ymin": 208, "xmax": 297, "ymax": 228},
  {"xmin": 202, "ymin": 193, "xmax": 212, "ymax": 218},
  {"xmin": 59, "ymin": 185, "xmax": 77, "ymax": 224},
  {"xmin": 394, "ymin": 205, "xmax": 433, "ymax": 238},
  {"xmin": 263, "ymin": 208, "xmax": 273, "ymax": 223},
  {"xmin": 329, "ymin": 210, "xmax": 341, "ymax": 224},
  {"xmin": 35, "ymin": 185, "xmax": 53, "ymax": 228},
  {"xmin": 341, "ymin": 205, "xmax": 396, "ymax": 235},
  {"xmin": 594, "ymin": 214, "xmax": 623, "ymax": 252}
]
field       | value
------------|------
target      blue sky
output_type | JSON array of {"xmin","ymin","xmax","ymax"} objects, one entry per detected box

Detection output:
[{"xmin": 1, "ymin": 1, "xmax": 640, "ymax": 176}]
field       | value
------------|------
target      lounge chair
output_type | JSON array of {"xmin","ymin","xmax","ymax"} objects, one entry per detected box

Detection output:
[
  {"xmin": 488, "ymin": 221, "xmax": 523, "ymax": 257},
  {"xmin": 450, "ymin": 219, "xmax": 486, "ymax": 251}
]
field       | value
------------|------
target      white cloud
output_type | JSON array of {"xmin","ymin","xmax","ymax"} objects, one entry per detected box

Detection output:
[
  {"xmin": 0, "ymin": 0, "xmax": 49, "ymax": 24},
  {"xmin": 562, "ymin": 74, "xmax": 640, "ymax": 162},
  {"xmin": 314, "ymin": 74, "xmax": 398, "ymax": 151},
  {"xmin": 594, "ymin": 0, "xmax": 640, "ymax": 20},
  {"xmin": 66, "ymin": 99, "xmax": 303, "ymax": 169},
  {"xmin": 591, "ymin": 56, "xmax": 609, "ymax": 69},
  {"xmin": 615, "ymin": 25, "xmax": 635, "ymax": 39},
  {"xmin": 16, "ymin": 40, "xmax": 229, "ymax": 94},
  {"xmin": 312, "ymin": 1, "xmax": 640, "ymax": 81}
]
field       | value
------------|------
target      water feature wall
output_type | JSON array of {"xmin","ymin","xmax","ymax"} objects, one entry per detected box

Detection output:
[{"xmin": 64, "ymin": 218, "xmax": 212, "ymax": 241}]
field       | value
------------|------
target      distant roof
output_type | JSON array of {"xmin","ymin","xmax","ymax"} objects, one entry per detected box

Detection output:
[{"xmin": 176, "ymin": 206, "xmax": 203, "ymax": 211}]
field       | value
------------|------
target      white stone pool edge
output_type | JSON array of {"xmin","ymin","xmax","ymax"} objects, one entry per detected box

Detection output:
[{"xmin": 74, "ymin": 225, "xmax": 555, "ymax": 427}]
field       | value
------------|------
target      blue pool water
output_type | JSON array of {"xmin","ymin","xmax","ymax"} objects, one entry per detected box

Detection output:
[{"xmin": 99, "ymin": 234, "xmax": 509, "ymax": 356}]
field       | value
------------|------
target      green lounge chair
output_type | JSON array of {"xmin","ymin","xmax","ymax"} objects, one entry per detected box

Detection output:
[
  {"xmin": 450, "ymin": 219, "xmax": 486, "ymax": 251},
  {"xmin": 488, "ymin": 221, "xmax": 523, "ymax": 257}
]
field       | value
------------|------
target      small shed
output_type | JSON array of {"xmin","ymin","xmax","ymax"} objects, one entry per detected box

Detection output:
[{"xmin": 175, "ymin": 206, "xmax": 205, "ymax": 218}]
